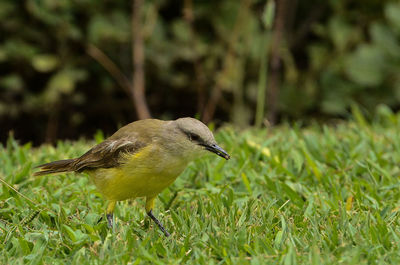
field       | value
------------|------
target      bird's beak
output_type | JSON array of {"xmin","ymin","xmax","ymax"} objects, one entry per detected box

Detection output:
[{"xmin": 203, "ymin": 143, "xmax": 230, "ymax": 160}]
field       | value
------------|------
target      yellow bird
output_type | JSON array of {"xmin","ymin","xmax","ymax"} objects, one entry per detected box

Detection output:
[{"xmin": 34, "ymin": 118, "xmax": 230, "ymax": 236}]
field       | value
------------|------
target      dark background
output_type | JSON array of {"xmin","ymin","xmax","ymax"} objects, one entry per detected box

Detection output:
[{"xmin": 1, "ymin": 0, "xmax": 400, "ymax": 145}]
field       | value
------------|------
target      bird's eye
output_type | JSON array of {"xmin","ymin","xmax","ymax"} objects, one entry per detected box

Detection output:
[{"xmin": 188, "ymin": 133, "xmax": 200, "ymax": 142}]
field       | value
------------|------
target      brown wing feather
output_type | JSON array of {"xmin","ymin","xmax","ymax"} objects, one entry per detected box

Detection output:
[
  {"xmin": 35, "ymin": 137, "xmax": 146, "ymax": 175},
  {"xmin": 34, "ymin": 119, "xmax": 163, "ymax": 176},
  {"xmin": 72, "ymin": 137, "xmax": 146, "ymax": 171}
]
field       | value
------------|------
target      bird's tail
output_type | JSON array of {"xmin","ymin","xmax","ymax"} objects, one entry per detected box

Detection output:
[{"xmin": 34, "ymin": 159, "xmax": 77, "ymax": 176}]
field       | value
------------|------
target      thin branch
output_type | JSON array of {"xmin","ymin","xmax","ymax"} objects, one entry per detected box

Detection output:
[
  {"xmin": 86, "ymin": 44, "xmax": 133, "ymax": 97},
  {"xmin": 87, "ymin": 42, "xmax": 151, "ymax": 119},
  {"xmin": 132, "ymin": 0, "xmax": 151, "ymax": 119}
]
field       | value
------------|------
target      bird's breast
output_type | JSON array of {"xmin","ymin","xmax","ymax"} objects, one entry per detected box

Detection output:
[{"xmin": 87, "ymin": 144, "xmax": 190, "ymax": 201}]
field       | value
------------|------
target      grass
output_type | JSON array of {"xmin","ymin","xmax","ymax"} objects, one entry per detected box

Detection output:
[{"xmin": 1, "ymin": 107, "xmax": 400, "ymax": 264}]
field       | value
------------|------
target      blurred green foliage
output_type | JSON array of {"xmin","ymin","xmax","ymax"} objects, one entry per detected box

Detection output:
[
  {"xmin": 1, "ymin": 0, "xmax": 400, "ymax": 143},
  {"xmin": 295, "ymin": 0, "xmax": 400, "ymax": 117}
]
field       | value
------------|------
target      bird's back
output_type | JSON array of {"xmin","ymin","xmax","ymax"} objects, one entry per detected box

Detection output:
[{"xmin": 34, "ymin": 119, "xmax": 167, "ymax": 176}]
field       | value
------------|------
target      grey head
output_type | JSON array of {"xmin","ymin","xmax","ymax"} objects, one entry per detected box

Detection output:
[{"xmin": 164, "ymin": 117, "xmax": 230, "ymax": 160}]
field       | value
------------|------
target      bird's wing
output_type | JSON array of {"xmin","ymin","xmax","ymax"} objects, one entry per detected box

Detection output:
[{"xmin": 73, "ymin": 137, "xmax": 147, "ymax": 171}]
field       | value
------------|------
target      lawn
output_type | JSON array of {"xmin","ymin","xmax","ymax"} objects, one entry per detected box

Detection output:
[{"xmin": 1, "ymin": 107, "xmax": 400, "ymax": 264}]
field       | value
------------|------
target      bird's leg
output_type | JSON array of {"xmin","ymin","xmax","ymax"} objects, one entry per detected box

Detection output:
[
  {"xmin": 147, "ymin": 210, "xmax": 170, "ymax": 237},
  {"xmin": 106, "ymin": 200, "xmax": 116, "ymax": 229},
  {"xmin": 146, "ymin": 197, "xmax": 170, "ymax": 237}
]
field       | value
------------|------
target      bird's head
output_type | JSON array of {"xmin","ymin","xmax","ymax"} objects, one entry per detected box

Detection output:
[{"xmin": 165, "ymin": 117, "xmax": 230, "ymax": 161}]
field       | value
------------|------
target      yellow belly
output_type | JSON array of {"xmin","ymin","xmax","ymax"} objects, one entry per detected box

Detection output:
[{"xmin": 84, "ymin": 145, "xmax": 189, "ymax": 201}]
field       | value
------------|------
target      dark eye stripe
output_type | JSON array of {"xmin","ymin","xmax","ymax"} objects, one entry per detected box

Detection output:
[
  {"xmin": 190, "ymin": 133, "xmax": 200, "ymax": 141},
  {"xmin": 179, "ymin": 127, "xmax": 203, "ymax": 143},
  {"xmin": 185, "ymin": 132, "xmax": 201, "ymax": 143}
]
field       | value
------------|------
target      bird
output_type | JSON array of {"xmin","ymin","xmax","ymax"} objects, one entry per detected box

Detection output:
[{"xmin": 34, "ymin": 117, "xmax": 230, "ymax": 236}]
